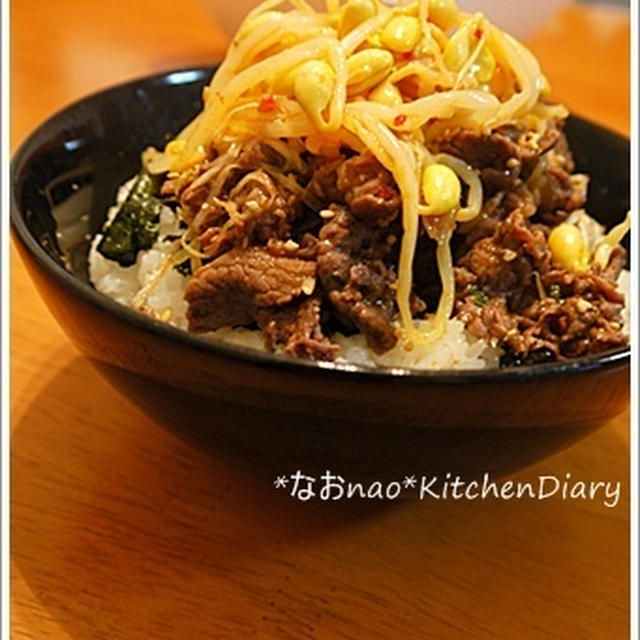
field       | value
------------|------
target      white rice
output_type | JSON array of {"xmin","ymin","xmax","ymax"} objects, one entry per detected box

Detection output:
[
  {"xmin": 89, "ymin": 180, "xmax": 190, "ymax": 330},
  {"xmin": 334, "ymin": 319, "xmax": 501, "ymax": 369},
  {"xmin": 89, "ymin": 181, "xmax": 630, "ymax": 370}
]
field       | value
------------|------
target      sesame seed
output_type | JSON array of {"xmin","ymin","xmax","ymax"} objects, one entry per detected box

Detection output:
[
  {"xmin": 576, "ymin": 299, "xmax": 592, "ymax": 313},
  {"xmin": 301, "ymin": 277, "xmax": 316, "ymax": 295}
]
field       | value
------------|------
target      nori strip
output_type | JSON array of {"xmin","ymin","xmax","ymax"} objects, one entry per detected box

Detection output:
[{"xmin": 97, "ymin": 170, "xmax": 165, "ymax": 267}]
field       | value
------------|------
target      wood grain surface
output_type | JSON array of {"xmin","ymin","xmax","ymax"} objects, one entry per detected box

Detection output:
[{"xmin": 11, "ymin": 2, "xmax": 631, "ymax": 638}]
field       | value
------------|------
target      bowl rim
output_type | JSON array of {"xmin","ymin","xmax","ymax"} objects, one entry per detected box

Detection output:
[{"xmin": 10, "ymin": 65, "xmax": 631, "ymax": 385}]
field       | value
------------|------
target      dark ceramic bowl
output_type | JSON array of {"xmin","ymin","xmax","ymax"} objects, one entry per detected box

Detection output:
[{"xmin": 11, "ymin": 67, "xmax": 630, "ymax": 481}]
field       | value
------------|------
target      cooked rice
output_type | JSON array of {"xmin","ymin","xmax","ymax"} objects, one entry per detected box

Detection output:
[
  {"xmin": 89, "ymin": 181, "xmax": 630, "ymax": 370},
  {"xmin": 334, "ymin": 319, "xmax": 501, "ymax": 369}
]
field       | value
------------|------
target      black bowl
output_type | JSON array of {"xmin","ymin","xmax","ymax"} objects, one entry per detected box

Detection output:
[{"xmin": 11, "ymin": 67, "xmax": 630, "ymax": 481}]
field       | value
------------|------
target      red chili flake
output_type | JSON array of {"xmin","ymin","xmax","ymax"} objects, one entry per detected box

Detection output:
[
  {"xmin": 374, "ymin": 184, "xmax": 396, "ymax": 200},
  {"xmin": 393, "ymin": 114, "xmax": 407, "ymax": 126},
  {"xmin": 402, "ymin": 51, "xmax": 414, "ymax": 61},
  {"xmin": 474, "ymin": 27, "xmax": 484, "ymax": 39},
  {"xmin": 258, "ymin": 94, "xmax": 277, "ymax": 113}
]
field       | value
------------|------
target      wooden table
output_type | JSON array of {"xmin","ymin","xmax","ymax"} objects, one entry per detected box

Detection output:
[{"xmin": 11, "ymin": 2, "xmax": 630, "ymax": 638}]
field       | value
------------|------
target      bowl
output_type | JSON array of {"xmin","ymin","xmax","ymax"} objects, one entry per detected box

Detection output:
[{"xmin": 11, "ymin": 67, "xmax": 630, "ymax": 481}]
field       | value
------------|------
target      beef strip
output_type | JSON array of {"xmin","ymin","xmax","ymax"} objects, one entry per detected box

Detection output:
[
  {"xmin": 317, "ymin": 205, "xmax": 401, "ymax": 353},
  {"xmin": 305, "ymin": 154, "xmax": 413, "ymax": 352},
  {"xmin": 456, "ymin": 189, "xmax": 537, "ymax": 248},
  {"xmin": 171, "ymin": 129, "xmax": 623, "ymax": 365},
  {"xmin": 441, "ymin": 116, "xmax": 624, "ymax": 363},
  {"xmin": 185, "ymin": 246, "xmax": 335, "ymax": 359},
  {"xmin": 443, "ymin": 120, "xmax": 586, "ymax": 247},
  {"xmin": 163, "ymin": 141, "xmax": 289, "ymax": 223},
  {"xmin": 235, "ymin": 141, "xmax": 285, "ymax": 170},
  {"xmin": 197, "ymin": 170, "xmax": 298, "ymax": 258},
  {"xmin": 185, "ymin": 247, "xmax": 315, "ymax": 328},
  {"xmin": 176, "ymin": 149, "xmax": 412, "ymax": 359},
  {"xmin": 456, "ymin": 297, "xmax": 519, "ymax": 345},
  {"xmin": 456, "ymin": 208, "xmax": 551, "ymax": 313},
  {"xmin": 257, "ymin": 296, "xmax": 338, "ymax": 360},
  {"xmin": 306, "ymin": 154, "xmax": 401, "ymax": 227},
  {"xmin": 438, "ymin": 122, "xmax": 561, "ymax": 174},
  {"xmin": 335, "ymin": 154, "xmax": 401, "ymax": 226},
  {"xmin": 455, "ymin": 210, "xmax": 627, "ymax": 360},
  {"xmin": 163, "ymin": 144, "xmax": 304, "ymax": 260},
  {"xmin": 457, "ymin": 288, "xmax": 626, "ymax": 361},
  {"xmin": 528, "ymin": 136, "xmax": 588, "ymax": 226},
  {"xmin": 265, "ymin": 234, "xmax": 318, "ymax": 260},
  {"xmin": 519, "ymin": 293, "xmax": 625, "ymax": 359},
  {"xmin": 305, "ymin": 154, "xmax": 346, "ymax": 204}
]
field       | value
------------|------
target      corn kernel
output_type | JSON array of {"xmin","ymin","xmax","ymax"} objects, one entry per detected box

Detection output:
[
  {"xmin": 347, "ymin": 48, "xmax": 394, "ymax": 94},
  {"xmin": 294, "ymin": 60, "xmax": 335, "ymax": 123},
  {"xmin": 421, "ymin": 163, "xmax": 461, "ymax": 215},
  {"xmin": 340, "ymin": 0, "xmax": 376, "ymax": 35},
  {"xmin": 380, "ymin": 16, "xmax": 422, "ymax": 53},
  {"xmin": 428, "ymin": 0, "xmax": 459, "ymax": 31},
  {"xmin": 548, "ymin": 223, "xmax": 589, "ymax": 271}
]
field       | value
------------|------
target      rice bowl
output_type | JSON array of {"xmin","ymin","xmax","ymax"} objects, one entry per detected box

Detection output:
[
  {"xmin": 89, "ymin": 177, "xmax": 630, "ymax": 371},
  {"xmin": 87, "ymin": 0, "xmax": 631, "ymax": 371}
]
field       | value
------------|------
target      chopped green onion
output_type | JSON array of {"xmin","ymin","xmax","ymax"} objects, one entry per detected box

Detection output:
[{"xmin": 469, "ymin": 285, "xmax": 488, "ymax": 308}]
